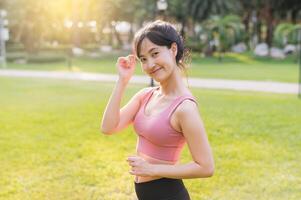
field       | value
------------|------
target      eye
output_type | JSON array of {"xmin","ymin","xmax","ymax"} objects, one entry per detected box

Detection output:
[
  {"xmin": 152, "ymin": 52, "xmax": 159, "ymax": 57},
  {"xmin": 139, "ymin": 57, "xmax": 147, "ymax": 63}
]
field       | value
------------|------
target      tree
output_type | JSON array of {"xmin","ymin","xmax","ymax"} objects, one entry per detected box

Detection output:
[
  {"xmin": 274, "ymin": 23, "xmax": 301, "ymax": 47},
  {"xmin": 168, "ymin": 0, "xmax": 238, "ymax": 38},
  {"xmin": 204, "ymin": 15, "xmax": 244, "ymax": 61},
  {"xmin": 239, "ymin": 0, "xmax": 301, "ymax": 49}
]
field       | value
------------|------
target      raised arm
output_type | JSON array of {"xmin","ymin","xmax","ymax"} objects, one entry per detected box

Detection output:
[
  {"xmin": 101, "ymin": 84, "xmax": 149, "ymax": 135},
  {"xmin": 101, "ymin": 55, "xmax": 148, "ymax": 135}
]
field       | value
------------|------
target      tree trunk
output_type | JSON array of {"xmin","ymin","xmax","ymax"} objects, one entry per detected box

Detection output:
[
  {"xmin": 243, "ymin": 10, "xmax": 251, "ymax": 49},
  {"xmin": 264, "ymin": 5, "xmax": 274, "ymax": 48},
  {"xmin": 15, "ymin": 21, "xmax": 25, "ymax": 43},
  {"xmin": 180, "ymin": 18, "xmax": 186, "ymax": 38},
  {"xmin": 72, "ymin": 0, "xmax": 81, "ymax": 47},
  {"xmin": 243, "ymin": 10, "xmax": 250, "ymax": 34},
  {"xmin": 21, "ymin": 10, "xmax": 39, "ymax": 53},
  {"xmin": 128, "ymin": 22, "xmax": 134, "ymax": 44},
  {"xmin": 291, "ymin": 8, "xmax": 298, "ymax": 24},
  {"xmin": 112, "ymin": 24, "xmax": 123, "ymax": 48},
  {"xmin": 257, "ymin": 19, "xmax": 262, "ymax": 43}
]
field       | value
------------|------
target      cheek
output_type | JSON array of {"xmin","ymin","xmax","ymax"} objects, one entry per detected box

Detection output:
[
  {"xmin": 154, "ymin": 56, "xmax": 166, "ymax": 66},
  {"xmin": 158, "ymin": 56, "xmax": 174, "ymax": 70},
  {"xmin": 159, "ymin": 52, "xmax": 174, "ymax": 64}
]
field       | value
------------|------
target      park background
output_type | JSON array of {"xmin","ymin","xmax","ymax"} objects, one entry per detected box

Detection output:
[{"xmin": 0, "ymin": 0, "xmax": 300, "ymax": 199}]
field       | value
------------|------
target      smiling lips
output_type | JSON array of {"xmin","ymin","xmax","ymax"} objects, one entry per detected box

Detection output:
[{"xmin": 150, "ymin": 67, "xmax": 162, "ymax": 74}]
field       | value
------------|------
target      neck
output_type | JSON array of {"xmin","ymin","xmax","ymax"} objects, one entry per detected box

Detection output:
[{"xmin": 157, "ymin": 67, "xmax": 188, "ymax": 97}]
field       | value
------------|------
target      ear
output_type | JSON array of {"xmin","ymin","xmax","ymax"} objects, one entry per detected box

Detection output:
[{"xmin": 170, "ymin": 42, "xmax": 178, "ymax": 58}]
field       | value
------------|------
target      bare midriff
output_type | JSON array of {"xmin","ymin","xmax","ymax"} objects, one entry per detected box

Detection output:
[{"xmin": 135, "ymin": 151, "xmax": 178, "ymax": 183}]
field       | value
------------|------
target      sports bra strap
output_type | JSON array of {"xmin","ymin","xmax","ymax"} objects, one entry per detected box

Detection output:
[
  {"xmin": 167, "ymin": 96, "xmax": 197, "ymax": 119},
  {"xmin": 141, "ymin": 87, "xmax": 157, "ymax": 105}
]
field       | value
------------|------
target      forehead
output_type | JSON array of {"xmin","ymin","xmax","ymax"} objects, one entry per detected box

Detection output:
[{"xmin": 139, "ymin": 38, "xmax": 161, "ymax": 56}]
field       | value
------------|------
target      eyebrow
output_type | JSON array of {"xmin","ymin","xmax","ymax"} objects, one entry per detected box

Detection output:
[{"xmin": 139, "ymin": 47, "xmax": 158, "ymax": 58}]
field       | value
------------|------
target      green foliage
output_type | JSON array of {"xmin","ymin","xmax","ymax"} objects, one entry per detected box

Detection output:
[
  {"xmin": 26, "ymin": 53, "xmax": 66, "ymax": 63},
  {"xmin": 185, "ymin": 37, "xmax": 204, "ymax": 52},
  {"xmin": 6, "ymin": 42, "xmax": 25, "ymax": 52},
  {"xmin": 203, "ymin": 14, "xmax": 245, "ymax": 57},
  {"xmin": 2, "ymin": 0, "xmax": 301, "ymax": 57},
  {"xmin": 274, "ymin": 23, "xmax": 301, "ymax": 47},
  {"xmin": 7, "ymin": 51, "xmax": 67, "ymax": 63},
  {"xmin": 6, "ymin": 52, "xmax": 26, "ymax": 62}
]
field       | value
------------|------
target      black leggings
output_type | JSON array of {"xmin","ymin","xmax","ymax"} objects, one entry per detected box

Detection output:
[{"xmin": 134, "ymin": 178, "xmax": 191, "ymax": 200}]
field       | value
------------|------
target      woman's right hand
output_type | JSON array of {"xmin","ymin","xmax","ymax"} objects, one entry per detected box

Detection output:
[{"xmin": 116, "ymin": 55, "xmax": 136, "ymax": 84}]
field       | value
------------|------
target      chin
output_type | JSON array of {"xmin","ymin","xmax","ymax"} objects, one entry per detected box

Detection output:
[
  {"xmin": 153, "ymin": 75, "xmax": 168, "ymax": 83},
  {"xmin": 150, "ymin": 70, "xmax": 171, "ymax": 83}
]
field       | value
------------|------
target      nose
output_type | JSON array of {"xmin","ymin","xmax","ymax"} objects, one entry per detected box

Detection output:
[{"xmin": 146, "ymin": 59, "xmax": 155, "ymax": 70}]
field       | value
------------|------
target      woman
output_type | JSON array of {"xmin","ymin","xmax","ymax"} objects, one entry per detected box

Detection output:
[{"xmin": 101, "ymin": 20, "xmax": 214, "ymax": 200}]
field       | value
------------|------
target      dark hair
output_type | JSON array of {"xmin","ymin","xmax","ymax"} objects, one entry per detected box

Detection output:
[{"xmin": 133, "ymin": 20, "xmax": 190, "ymax": 72}]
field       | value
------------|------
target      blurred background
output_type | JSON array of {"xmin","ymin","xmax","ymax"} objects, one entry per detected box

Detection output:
[
  {"xmin": 0, "ymin": 1, "xmax": 301, "ymax": 200},
  {"xmin": 0, "ymin": 0, "xmax": 300, "ymax": 73}
]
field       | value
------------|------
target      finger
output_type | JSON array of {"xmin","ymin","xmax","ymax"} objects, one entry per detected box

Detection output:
[
  {"xmin": 126, "ymin": 56, "xmax": 133, "ymax": 66},
  {"xmin": 128, "ymin": 55, "xmax": 134, "ymax": 62},
  {"xmin": 131, "ymin": 168, "xmax": 142, "ymax": 175},
  {"xmin": 121, "ymin": 57, "xmax": 130, "ymax": 68},
  {"xmin": 128, "ymin": 162, "xmax": 142, "ymax": 169},
  {"xmin": 130, "ymin": 166, "xmax": 137, "ymax": 173},
  {"xmin": 126, "ymin": 157, "xmax": 135, "ymax": 162},
  {"xmin": 117, "ymin": 57, "xmax": 125, "ymax": 62},
  {"xmin": 126, "ymin": 55, "xmax": 134, "ymax": 62},
  {"xmin": 127, "ymin": 162, "xmax": 136, "ymax": 167},
  {"xmin": 127, "ymin": 157, "xmax": 140, "ymax": 162},
  {"xmin": 118, "ymin": 58, "xmax": 131, "ymax": 69},
  {"xmin": 130, "ymin": 55, "xmax": 136, "ymax": 64},
  {"xmin": 117, "ymin": 58, "xmax": 127, "ymax": 67},
  {"xmin": 127, "ymin": 161, "xmax": 135, "ymax": 166},
  {"xmin": 129, "ymin": 170, "xmax": 136, "ymax": 175},
  {"xmin": 132, "ymin": 170, "xmax": 146, "ymax": 177},
  {"xmin": 130, "ymin": 59, "xmax": 136, "ymax": 66},
  {"xmin": 127, "ymin": 155, "xmax": 139, "ymax": 161}
]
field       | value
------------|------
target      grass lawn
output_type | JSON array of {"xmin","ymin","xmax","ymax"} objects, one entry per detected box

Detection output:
[
  {"xmin": 6, "ymin": 51, "xmax": 299, "ymax": 83},
  {"xmin": 0, "ymin": 77, "xmax": 300, "ymax": 200}
]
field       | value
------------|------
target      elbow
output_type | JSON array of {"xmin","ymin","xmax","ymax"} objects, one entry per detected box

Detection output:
[
  {"xmin": 101, "ymin": 129, "xmax": 113, "ymax": 135},
  {"xmin": 197, "ymin": 163, "xmax": 214, "ymax": 178},
  {"xmin": 204, "ymin": 165, "xmax": 214, "ymax": 177},
  {"xmin": 100, "ymin": 125, "xmax": 114, "ymax": 135},
  {"xmin": 101, "ymin": 118, "xmax": 119, "ymax": 135}
]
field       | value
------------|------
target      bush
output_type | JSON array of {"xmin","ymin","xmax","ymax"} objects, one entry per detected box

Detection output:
[
  {"xmin": 26, "ymin": 52, "xmax": 66, "ymax": 63},
  {"xmin": 6, "ymin": 42, "xmax": 25, "ymax": 52},
  {"xmin": 6, "ymin": 52, "xmax": 26, "ymax": 62},
  {"xmin": 185, "ymin": 37, "xmax": 204, "ymax": 52}
]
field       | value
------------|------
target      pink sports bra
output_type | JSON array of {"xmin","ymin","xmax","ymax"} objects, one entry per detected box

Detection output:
[{"xmin": 133, "ymin": 87, "xmax": 197, "ymax": 163}]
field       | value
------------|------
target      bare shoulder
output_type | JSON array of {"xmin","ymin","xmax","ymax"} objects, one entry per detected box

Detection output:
[
  {"xmin": 133, "ymin": 87, "xmax": 153, "ymax": 101},
  {"xmin": 137, "ymin": 87, "xmax": 153, "ymax": 94},
  {"xmin": 136, "ymin": 87, "xmax": 153, "ymax": 96},
  {"xmin": 172, "ymin": 98, "xmax": 201, "ymax": 133},
  {"xmin": 176, "ymin": 98, "xmax": 199, "ymax": 117}
]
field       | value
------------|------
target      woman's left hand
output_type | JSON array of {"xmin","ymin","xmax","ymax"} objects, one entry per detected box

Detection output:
[{"xmin": 126, "ymin": 156, "xmax": 155, "ymax": 177}]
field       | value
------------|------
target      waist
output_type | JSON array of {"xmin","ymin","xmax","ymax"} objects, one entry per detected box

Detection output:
[
  {"xmin": 135, "ymin": 177, "xmax": 184, "ymax": 187},
  {"xmin": 135, "ymin": 151, "xmax": 177, "ymax": 183},
  {"xmin": 137, "ymin": 136, "xmax": 184, "ymax": 162}
]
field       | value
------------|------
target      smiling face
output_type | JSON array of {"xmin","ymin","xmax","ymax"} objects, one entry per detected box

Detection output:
[{"xmin": 138, "ymin": 38, "xmax": 178, "ymax": 83}]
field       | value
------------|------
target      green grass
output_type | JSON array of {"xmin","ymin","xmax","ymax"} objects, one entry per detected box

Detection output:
[
  {"xmin": 189, "ymin": 53, "xmax": 299, "ymax": 83},
  {"xmin": 6, "ymin": 51, "xmax": 300, "ymax": 83},
  {"xmin": 0, "ymin": 77, "xmax": 300, "ymax": 200}
]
